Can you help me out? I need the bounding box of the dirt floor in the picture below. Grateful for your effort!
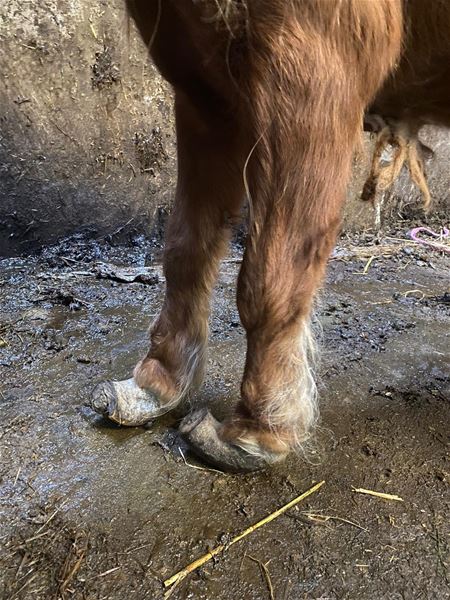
[0,225,448,600]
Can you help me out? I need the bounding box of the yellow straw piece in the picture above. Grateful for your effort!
[164,480,325,590]
[352,487,404,502]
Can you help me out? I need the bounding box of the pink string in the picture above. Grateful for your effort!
[409,226,450,254]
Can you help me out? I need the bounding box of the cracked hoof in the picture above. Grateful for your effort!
[90,378,174,426]
[179,409,286,473]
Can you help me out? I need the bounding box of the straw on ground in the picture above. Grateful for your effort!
[163,480,325,594]
[352,487,404,502]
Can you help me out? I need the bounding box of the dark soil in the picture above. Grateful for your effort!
[0,229,448,600]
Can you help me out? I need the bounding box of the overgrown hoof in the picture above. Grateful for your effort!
[179,409,286,473]
[90,378,174,426]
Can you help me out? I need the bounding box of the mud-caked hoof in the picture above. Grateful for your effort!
[90,378,175,426]
[179,409,287,473]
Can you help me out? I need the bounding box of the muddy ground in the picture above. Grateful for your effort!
[0,226,448,600]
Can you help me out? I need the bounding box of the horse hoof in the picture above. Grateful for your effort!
[90,378,174,426]
[179,409,287,473]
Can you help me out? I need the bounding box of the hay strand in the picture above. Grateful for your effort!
[352,487,403,502]
[163,481,325,591]
[246,555,275,600]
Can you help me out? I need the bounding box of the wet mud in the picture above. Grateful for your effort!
[0,231,448,599]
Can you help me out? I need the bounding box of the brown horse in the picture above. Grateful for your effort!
[90,1,450,472]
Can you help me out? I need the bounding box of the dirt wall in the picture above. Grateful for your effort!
[1,1,449,257]
[0,0,176,257]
